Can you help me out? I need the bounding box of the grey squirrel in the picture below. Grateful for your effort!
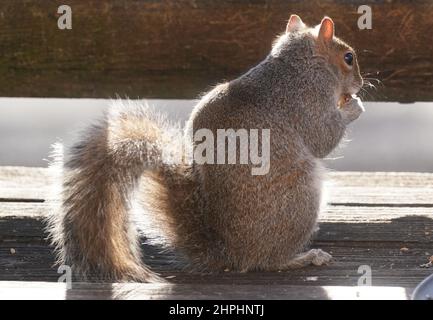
[47,15,364,281]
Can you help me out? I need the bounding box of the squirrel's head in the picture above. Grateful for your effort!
[272,15,363,99]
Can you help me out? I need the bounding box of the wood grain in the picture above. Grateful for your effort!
[0,0,432,101]
[3,167,433,204]
[1,166,433,299]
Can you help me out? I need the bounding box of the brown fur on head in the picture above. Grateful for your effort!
[315,17,363,98]
[286,15,363,103]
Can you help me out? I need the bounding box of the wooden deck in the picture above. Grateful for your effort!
[1,166,432,300]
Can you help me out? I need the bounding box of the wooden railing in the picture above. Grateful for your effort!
[0,0,432,102]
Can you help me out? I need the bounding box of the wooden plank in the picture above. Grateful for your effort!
[0,166,51,201]
[0,0,432,101]
[328,172,433,187]
[1,203,432,286]
[327,187,433,206]
[1,167,429,190]
[1,166,433,299]
[2,167,433,205]
[2,203,433,243]
[0,281,412,300]
[2,241,432,286]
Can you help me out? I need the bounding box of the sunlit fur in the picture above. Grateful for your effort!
[46,16,363,281]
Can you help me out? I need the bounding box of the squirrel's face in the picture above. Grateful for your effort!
[313,24,363,99]
[282,15,363,98]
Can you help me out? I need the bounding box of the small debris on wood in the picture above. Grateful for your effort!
[306,276,318,281]
[420,256,433,268]
[9,248,15,255]
[400,247,409,252]
[165,275,176,279]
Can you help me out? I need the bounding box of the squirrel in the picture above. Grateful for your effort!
[47,15,364,282]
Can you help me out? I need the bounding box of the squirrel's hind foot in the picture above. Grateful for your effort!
[282,249,333,270]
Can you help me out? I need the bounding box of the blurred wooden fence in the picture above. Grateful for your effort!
[0,0,432,102]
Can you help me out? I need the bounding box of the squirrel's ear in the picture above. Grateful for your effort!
[318,17,334,43]
[286,14,305,33]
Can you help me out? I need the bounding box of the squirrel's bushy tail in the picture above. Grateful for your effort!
[46,100,184,282]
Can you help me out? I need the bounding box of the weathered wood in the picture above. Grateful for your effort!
[0,0,432,102]
[328,172,433,187]
[2,240,432,286]
[1,166,433,299]
[0,167,51,201]
[3,167,432,190]
[2,203,433,243]
[1,226,432,288]
[3,166,433,205]
[0,281,412,300]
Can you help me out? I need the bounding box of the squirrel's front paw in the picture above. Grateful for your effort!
[340,95,364,125]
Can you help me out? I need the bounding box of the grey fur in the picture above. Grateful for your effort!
[46,16,363,281]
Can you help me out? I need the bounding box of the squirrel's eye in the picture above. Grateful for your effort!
[344,52,353,66]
